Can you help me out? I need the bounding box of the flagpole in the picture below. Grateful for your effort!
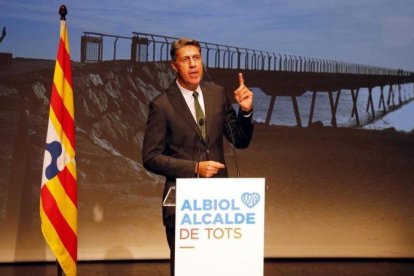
[56,5,67,276]
[59,4,67,21]
[41,1,77,275]
[57,261,63,276]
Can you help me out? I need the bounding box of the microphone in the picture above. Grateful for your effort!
[227,121,240,178]
[196,118,205,178]
[199,118,205,128]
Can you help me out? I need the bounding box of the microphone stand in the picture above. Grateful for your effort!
[197,118,205,178]
[227,121,240,178]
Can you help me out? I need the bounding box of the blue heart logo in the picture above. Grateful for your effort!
[241,192,260,208]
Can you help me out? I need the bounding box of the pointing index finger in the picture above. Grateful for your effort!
[211,161,225,169]
[238,72,244,86]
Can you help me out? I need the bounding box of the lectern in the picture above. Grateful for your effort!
[171,178,265,276]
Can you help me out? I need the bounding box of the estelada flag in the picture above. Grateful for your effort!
[40,9,77,276]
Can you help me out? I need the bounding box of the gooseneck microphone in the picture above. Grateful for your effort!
[227,121,240,178]
[196,118,205,178]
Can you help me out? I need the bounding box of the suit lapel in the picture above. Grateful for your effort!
[166,83,203,140]
[202,83,215,145]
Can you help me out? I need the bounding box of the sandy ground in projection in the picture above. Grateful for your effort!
[0,59,413,261]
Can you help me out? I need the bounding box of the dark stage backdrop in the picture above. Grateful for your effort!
[0,60,413,262]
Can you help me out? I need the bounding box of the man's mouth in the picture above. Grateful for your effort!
[189,71,199,77]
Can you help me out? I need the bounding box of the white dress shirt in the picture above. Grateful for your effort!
[176,80,206,122]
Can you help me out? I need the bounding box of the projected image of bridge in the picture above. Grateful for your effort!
[81,31,414,129]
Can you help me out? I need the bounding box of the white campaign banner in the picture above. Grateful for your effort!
[175,178,265,276]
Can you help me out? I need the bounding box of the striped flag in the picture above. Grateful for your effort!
[40,17,77,276]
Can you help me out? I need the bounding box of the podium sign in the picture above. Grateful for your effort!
[175,178,265,276]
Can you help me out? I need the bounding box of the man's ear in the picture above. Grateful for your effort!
[171,61,177,72]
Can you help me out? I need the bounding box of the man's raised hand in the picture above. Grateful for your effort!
[234,73,253,112]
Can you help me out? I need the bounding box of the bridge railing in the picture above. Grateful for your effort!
[81,32,132,62]
[81,31,411,76]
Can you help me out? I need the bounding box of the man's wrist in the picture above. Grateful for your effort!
[194,161,199,174]
[241,105,253,116]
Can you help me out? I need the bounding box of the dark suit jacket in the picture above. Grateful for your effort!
[142,81,254,227]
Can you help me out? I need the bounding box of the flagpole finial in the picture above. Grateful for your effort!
[59,5,67,21]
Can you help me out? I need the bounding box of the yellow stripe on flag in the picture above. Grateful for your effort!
[53,61,74,119]
[61,21,71,54]
[40,201,77,276]
[49,108,75,158]
[66,160,77,181]
[45,175,77,234]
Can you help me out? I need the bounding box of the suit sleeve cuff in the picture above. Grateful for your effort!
[240,106,253,117]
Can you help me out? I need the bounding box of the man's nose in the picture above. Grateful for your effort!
[189,58,196,67]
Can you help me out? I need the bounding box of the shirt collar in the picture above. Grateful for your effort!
[176,80,202,96]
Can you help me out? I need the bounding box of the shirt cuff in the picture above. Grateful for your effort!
[241,106,253,117]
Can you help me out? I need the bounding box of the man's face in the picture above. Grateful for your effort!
[171,45,203,91]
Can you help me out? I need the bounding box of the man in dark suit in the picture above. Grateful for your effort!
[142,37,254,275]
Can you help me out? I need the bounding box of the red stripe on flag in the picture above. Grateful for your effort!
[41,185,77,262]
[50,83,75,148]
[57,38,73,88]
[58,167,77,207]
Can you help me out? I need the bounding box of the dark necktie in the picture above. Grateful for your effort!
[193,91,206,140]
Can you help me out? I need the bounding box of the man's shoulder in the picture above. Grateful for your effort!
[151,82,177,101]
[151,91,166,102]
[201,81,224,92]
[149,82,180,109]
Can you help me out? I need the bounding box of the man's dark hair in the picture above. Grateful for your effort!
[170,38,201,61]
